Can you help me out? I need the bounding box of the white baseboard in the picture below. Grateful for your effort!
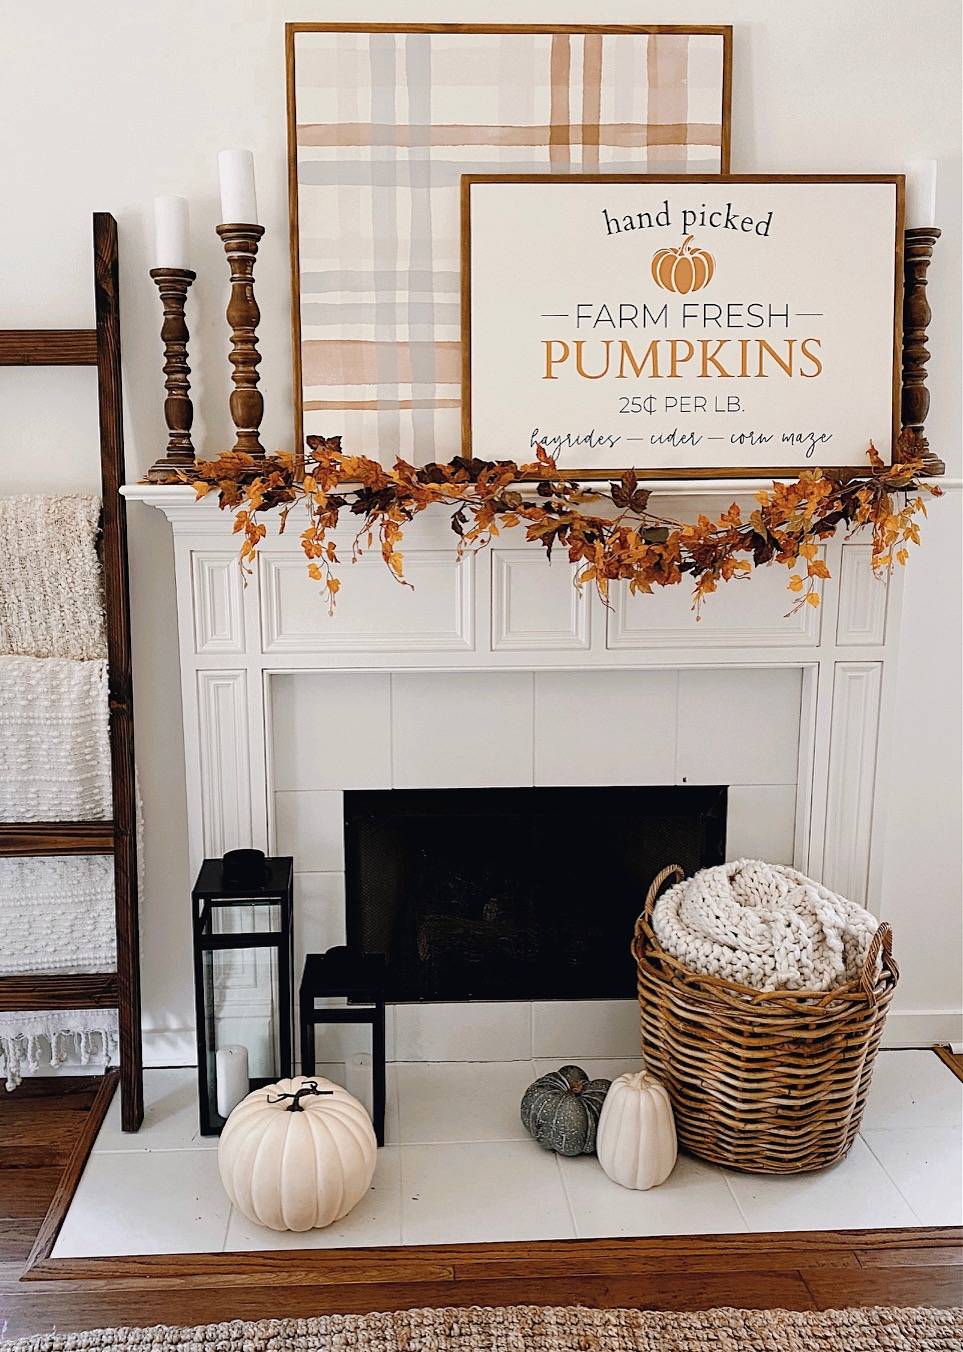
[143,1027,197,1067]
[882,1009,963,1048]
[140,1007,963,1071]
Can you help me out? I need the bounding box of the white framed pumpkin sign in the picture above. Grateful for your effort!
[461,174,904,476]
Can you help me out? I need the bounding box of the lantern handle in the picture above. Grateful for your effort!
[267,1080,333,1112]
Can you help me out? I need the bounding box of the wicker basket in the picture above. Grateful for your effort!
[632,864,899,1174]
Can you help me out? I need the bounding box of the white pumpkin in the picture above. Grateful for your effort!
[596,1070,677,1190]
[218,1075,377,1231]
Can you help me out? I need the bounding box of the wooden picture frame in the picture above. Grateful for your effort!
[461,174,905,478]
[285,22,733,465]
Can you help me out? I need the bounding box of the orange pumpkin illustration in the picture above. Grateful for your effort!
[651,235,715,294]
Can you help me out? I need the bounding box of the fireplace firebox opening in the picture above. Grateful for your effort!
[344,785,726,1002]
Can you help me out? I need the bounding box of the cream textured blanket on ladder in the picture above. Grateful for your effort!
[0,494,120,1088]
[652,859,879,992]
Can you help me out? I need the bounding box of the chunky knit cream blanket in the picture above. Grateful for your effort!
[651,859,879,992]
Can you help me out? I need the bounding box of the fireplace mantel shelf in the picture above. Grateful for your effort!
[122,476,962,521]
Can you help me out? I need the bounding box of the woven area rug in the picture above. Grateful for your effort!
[5,1304,962,1352]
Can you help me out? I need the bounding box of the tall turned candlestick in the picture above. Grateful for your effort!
[901,227,944,475]
[147,266,196,480]
[217,222,266,457]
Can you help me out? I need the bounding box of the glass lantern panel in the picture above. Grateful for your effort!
[210,897,283,934]
[202,944,281,1102]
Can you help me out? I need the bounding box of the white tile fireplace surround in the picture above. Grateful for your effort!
[126,483,949,1058]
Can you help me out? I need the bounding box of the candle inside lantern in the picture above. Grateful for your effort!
[153,195,189,270]
[215,1043,249,1119]
[218,148,258,224]
[905,160,937,229]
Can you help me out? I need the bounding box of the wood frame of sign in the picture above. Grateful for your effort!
[460,174,905,479]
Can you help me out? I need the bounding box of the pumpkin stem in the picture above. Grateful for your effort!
[680,234,694,253]
[267,1081,334,1112]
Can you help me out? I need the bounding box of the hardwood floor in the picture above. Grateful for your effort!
[1,1075,961,1340]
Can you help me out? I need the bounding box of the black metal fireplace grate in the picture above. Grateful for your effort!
[343,784,726,1002]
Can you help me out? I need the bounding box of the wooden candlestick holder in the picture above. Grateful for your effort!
[216,222,266,457]
[901,226,944,475]
[147,267,196,480]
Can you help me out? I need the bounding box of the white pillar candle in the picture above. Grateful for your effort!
[218,148,258,224]
[905,160,938,228]
[215,1043,249,1119]
[153,195,189,269]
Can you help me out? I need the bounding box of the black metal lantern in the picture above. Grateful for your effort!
[191,850,294,1135]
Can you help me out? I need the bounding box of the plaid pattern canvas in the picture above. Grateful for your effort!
[291,27,728,464]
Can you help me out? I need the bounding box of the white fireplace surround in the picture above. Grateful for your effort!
[126,482,950,1059]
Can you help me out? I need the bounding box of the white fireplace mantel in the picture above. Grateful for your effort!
[124,481,932,1050]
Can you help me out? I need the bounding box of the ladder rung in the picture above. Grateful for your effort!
[0,822,114,857]
[0,973,119,1010]
[0,329,98,366]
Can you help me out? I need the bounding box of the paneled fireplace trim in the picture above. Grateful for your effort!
[125,486,922,1051]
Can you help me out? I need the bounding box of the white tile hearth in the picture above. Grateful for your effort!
[723,1137,918,1232]
[92,1066,217,1152]
[558,1150,746,1239]
[55,1148,231,1257]
[861,1127,963,1225]
[401,1140,575,1245]
[862,1046,963,1128]
[51,1051,962,1259]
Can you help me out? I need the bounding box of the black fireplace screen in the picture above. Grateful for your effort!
[343,785,726,1002]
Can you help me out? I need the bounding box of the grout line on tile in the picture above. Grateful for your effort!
[397,1133,533,1147]
[397,1143,412,1246]
[719,1167,754,1232]
[858,1131,928,1225]
[554,1152,581,1238]
[220,1205,235,1252]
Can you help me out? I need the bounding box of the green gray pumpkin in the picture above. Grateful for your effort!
[520,1064,611,1156]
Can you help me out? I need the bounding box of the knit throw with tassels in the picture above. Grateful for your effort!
[651,859,879,993]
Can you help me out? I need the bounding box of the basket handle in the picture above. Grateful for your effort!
[631,864,685,962]
[859,922,896,999]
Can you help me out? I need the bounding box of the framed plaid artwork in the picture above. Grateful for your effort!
[285,23,732,465]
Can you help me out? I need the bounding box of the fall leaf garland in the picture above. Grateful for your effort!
[174,430,940,616]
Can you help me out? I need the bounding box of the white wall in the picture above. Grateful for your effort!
[1,1,960,1057]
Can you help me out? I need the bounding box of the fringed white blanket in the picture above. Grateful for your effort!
[0,654,111,821]
[0,494,106,659]
[0,1009,118,1091]
[652,859,879,992]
